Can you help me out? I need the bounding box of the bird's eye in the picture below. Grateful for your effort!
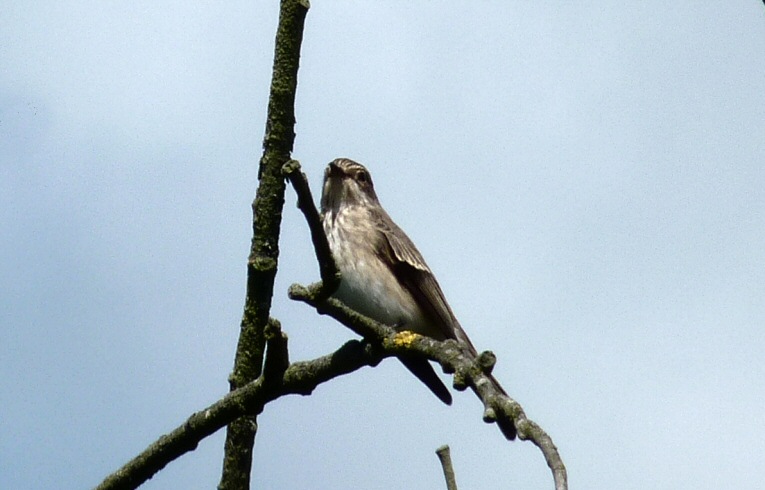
[357,171,368,183]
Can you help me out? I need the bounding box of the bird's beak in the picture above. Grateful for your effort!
[321,162,344,212]
[326,161,345,179]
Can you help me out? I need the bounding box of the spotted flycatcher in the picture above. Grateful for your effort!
[321,158,511,427]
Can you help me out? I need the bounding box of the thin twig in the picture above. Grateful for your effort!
[436,445,458,490]
[283,160,340,298]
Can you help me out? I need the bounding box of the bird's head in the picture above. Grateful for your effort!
[320,158,380,214]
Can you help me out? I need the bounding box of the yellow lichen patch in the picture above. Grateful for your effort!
[393,330,419,347]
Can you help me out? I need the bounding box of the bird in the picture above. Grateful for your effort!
[320,157,515,439]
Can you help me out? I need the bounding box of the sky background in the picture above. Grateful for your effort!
[2,2,764,489]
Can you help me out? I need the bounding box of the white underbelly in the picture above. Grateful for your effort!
[326,218,422,330]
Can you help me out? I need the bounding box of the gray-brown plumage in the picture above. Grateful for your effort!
[321,158,515,439]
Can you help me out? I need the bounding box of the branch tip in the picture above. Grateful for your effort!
[264,317,283,339]
[452,371,469,391]
[264,318,289,381]
[482,406,498,423]
[288,283,309,300]
[281,159,302,176]
[476,350,496,374]
[435,445,458,490]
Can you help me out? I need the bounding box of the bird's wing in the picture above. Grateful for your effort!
[372,210,514,438]
[373,208,478,355]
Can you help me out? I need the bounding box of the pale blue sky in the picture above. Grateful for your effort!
[2,2,764,489]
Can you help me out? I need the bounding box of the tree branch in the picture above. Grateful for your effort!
[219,0,309,488]
[94,293,567,490]
[95,338,387,490]
[282,160,340,299]
[435,445,458,490]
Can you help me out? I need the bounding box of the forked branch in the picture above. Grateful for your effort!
[94,327,390,490]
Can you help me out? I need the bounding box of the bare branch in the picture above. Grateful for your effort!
[95,339,387,490]
[263,318,289,382]
[435,445,458,490]
[220,0,309,487]
[282,159,340,298]
[95,289,567,490]
[289,286,568,490]
[517,419,568,490]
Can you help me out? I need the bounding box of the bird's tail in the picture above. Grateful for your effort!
[399,355,453,405]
